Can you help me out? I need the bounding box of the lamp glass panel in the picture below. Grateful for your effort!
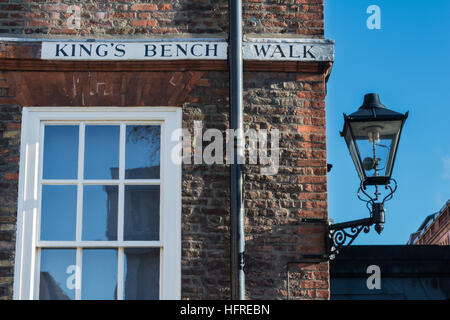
[349,120,402,179]
[344,127,365,181]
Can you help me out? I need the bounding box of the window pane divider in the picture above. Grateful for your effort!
[41,179,161,185]
[117,247,124,300]
[37,241,162,248]
[118,123,126,243]
[75,247,82,300]
[122,179,161,185]
[76,123,85,243]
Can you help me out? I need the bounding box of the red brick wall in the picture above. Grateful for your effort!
[0,0,324,37]
[0,104,20,300]
[180,70,329,299]
[0,0,330,300]
[243,71,328,299]
[0,67,330,300]
[416,203,450,246]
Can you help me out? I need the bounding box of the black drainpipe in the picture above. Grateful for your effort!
[229,0,245,300]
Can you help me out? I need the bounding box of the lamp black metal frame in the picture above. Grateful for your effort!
[341,94,408,187]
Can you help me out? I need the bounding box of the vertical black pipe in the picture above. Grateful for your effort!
[229,0,245,300]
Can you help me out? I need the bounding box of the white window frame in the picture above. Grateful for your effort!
[13,107,182,300]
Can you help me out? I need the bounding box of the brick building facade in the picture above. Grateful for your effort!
[408,200,450,246]
[0,0,333,300]
[0,1,324,36]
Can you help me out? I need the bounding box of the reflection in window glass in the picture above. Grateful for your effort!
[81,249,117,300]
[43,125,79,179]
[39,249,76,300]
[82,185,118,241]
[124,185,160,241]
[124,248,159,300]
[38,121,166,300]
[84,125,120,180]
[125,125,160,179]
[41,185,77,241]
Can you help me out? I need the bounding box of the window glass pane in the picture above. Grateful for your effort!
[84,125,120,179]
[39,249,76,300]
[41,185,77,241]
[124,185,160,241]
[81,249,117,300]
[82,185,118,241]
[124,248,159,300]
[125,125,160,179]
[43,125,79,179]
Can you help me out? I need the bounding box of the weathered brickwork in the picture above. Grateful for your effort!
[243,0,324,36]
[0,104,21,300]
[415,201,450,246]
[0,68,329,300]
[181,71,231,299]
[0,0,324,37]
[243,71,328,299]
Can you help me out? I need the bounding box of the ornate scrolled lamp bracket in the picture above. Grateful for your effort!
[327,179,397,259]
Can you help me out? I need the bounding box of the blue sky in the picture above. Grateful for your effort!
[324,0,450,244]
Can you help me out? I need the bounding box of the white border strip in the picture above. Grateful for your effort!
[41,40,228,60]
[5,37,334,61]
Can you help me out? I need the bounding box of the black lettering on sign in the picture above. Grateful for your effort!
[114,44,126,57]
[145,44,157,57]
[205,44,218,57]
[96,44,108,57]
[55,44,69,57]
[79,44,92,57]
[45,41,328,61]
[161,44,172,57]
[303,45,316,58]
[253,44,270,57]
[176,44,188,57]
[289,45,301,58]
[271,45,285,58]
[190,44,202,57]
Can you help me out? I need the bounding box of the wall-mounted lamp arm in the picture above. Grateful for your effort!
[327,179,396,260]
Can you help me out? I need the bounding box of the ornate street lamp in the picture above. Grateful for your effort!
[342,93,408,186]
[328,93,408,259]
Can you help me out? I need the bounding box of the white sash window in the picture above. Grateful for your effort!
[13,107,181,300]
